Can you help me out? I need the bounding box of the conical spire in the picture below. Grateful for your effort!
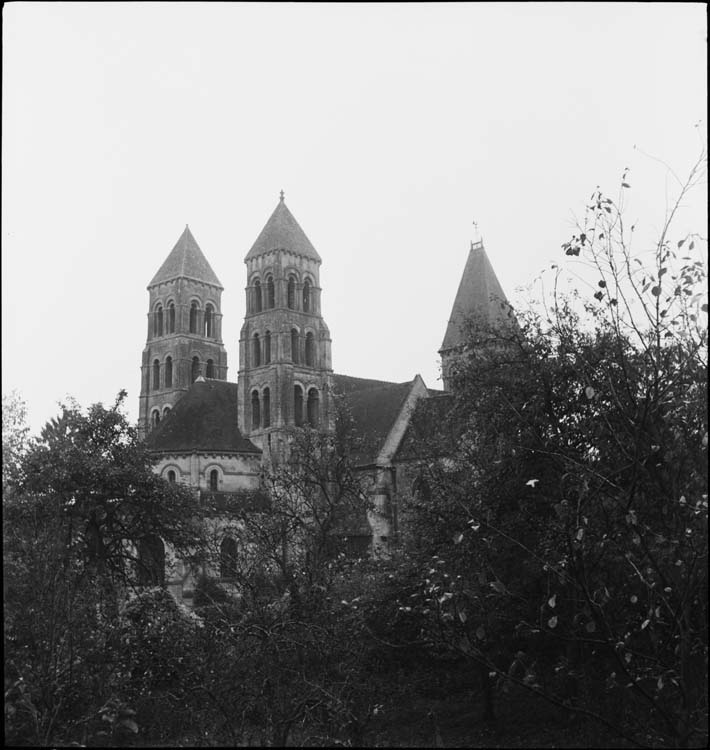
[245,194,321,261]
[149,226,223,288]
[440,240,515,352]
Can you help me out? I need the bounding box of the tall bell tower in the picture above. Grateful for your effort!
[237,192,334,458]
[139,226,228,436]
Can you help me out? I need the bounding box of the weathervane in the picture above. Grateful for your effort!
[279,189,285,202]
[471,219,482,246]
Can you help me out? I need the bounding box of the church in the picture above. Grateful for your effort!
[139,192,513,588]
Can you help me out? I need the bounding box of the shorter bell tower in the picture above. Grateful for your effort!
[439,238,517,390]
[237,192,334,459]
[139,226,228,436]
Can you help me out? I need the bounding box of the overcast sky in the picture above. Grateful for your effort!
[2,2,707,436]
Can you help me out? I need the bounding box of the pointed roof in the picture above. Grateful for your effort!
[246,194,321,262]
[149,226,223,288]
[440,241,516,351]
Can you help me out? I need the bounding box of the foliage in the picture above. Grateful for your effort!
[397,151,708,747]
[190,422,380,746]
[3,392,208,746]
[2,389,30,488]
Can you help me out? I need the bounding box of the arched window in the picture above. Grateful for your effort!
[220,537,239,580]
[303,279,311,313]
[305,332,315,367]
[253,279,262,313]
[153,359,160,390]
[287,275,296,309]
[291,329,299,364]
[154,305,164,337]
[192,356,200,383]
[266,275,275,309]
[165,356,173,388]
[263,387,271,428]
[307,388,319,427]
[167,302,176,333]
[167,470,176,483]
[137,534,165,586]
[209,469,219,491]
[264,331,271,364]
[251,390,261,429]
[253,333,261,367]
[294,385,303,426]
[204,304,214,337]
[151,409,160,429]
[189,302,199,333]
[206,359,215,378]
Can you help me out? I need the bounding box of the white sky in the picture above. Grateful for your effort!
[2,2,707,436]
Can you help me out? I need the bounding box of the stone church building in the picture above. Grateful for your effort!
[139,193,512,596]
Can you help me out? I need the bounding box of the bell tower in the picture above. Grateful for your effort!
[237,192,334,458]
[139,225,228,436]
[439,239,517,390]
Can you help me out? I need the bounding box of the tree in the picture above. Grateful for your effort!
[2,389,30,488]
[4,391,208,745]
[396,150,708,747]
[192,417,379,746]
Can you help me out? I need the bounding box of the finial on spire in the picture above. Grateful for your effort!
[471,219,482,248]
[279,189,285,203]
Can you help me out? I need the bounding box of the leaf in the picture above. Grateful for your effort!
[584,386,595,400]
[678,239,685,248]
[548,615,558,629]
[118,719,139,734]
[641,619,650,630]
[453,532,464,545]
[651,286,661,297]
[689,240,695,250]
[526,478,539,488]
[490,580,506,594]
[576,528,584,541]
[598,280,606,288]
[622,182,631,188]
[459,610,467,623]
[476,625,486,640]
[594,290,604,301]
[548,594,557,609]
[585,621,596,633]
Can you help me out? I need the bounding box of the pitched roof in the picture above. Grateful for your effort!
[146,380,260,455]
[149,226,223,288]
[394,392,457,462]
[333,374,415,466]
[246,197,321,262]
[440,241,516,351]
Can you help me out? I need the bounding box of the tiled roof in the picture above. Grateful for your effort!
[246,198,321,262]
[394,393,457,462]
[146,380,260,455]
[149,226,223,288]
[441,241,517,351]
[333,374,414,466]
